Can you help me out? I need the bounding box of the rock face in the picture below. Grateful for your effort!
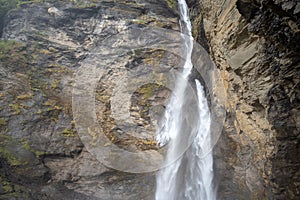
[189,0,299,199]
[0,0,178,199]
[0,0,299,199]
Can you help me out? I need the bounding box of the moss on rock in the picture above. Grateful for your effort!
[0,135,30,166]
[0,117,7,126]
[165,0,177,9]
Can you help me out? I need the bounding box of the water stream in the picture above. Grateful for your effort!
[155,0,216,199]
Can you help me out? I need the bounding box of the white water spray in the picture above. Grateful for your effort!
[155,0,216,199]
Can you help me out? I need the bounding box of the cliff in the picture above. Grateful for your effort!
[0,0,299,199]
[0,0,178,199]
[189,0,299,199]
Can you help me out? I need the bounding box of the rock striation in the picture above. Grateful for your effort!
[0,0,299,199]
[0,0,178,199]
[190,0,299,199]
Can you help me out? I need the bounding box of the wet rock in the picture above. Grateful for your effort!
[196,0,299,199]
[1,0,299,199]
[0,0,178,199]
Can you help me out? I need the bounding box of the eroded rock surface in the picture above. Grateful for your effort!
[1,0,299,199]
[191,0,299,199]
[0,0,178,199]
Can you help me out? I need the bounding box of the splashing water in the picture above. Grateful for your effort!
[155,0,216,199]
[155,0,193,148]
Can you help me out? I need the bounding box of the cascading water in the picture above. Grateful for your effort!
[155,0,216,199]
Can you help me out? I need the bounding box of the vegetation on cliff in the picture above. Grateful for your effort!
[0,0,298,199]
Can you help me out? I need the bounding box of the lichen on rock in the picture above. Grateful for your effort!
[194,0,300,198]
[0,0,179,199]
[1,0,298,199]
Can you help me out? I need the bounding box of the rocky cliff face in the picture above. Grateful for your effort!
[190,0,299,199]
[0,0,299,199]
[0,0,178,199]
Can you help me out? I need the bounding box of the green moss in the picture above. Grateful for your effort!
[140,86,154,99]
[0,146,27,166]
[2,182,13,193]
[21,138,44,157]
[47,64,69,74]
[27,70,48,92]
[8,103,22,115]
[165,0,177,9]
[39,48,51,54]
[95,94,110,103]
[0,1,30,28]
[21,140,30,151]
[0,41,44,97]
[0,40,21,59]
[50,79,60,90]
[0,135,47,170]
[0,40,29,71]
[16,93,33,100]
[0,117,7,126]
[62,120,77,137]
[43,100,62,110]
[62,128,76,137]
[139,83,163,99]
[0,176,27,198]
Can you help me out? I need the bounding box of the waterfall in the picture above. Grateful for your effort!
[155,0,216,199]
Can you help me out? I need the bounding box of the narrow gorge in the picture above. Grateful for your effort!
[0,0,299,200]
